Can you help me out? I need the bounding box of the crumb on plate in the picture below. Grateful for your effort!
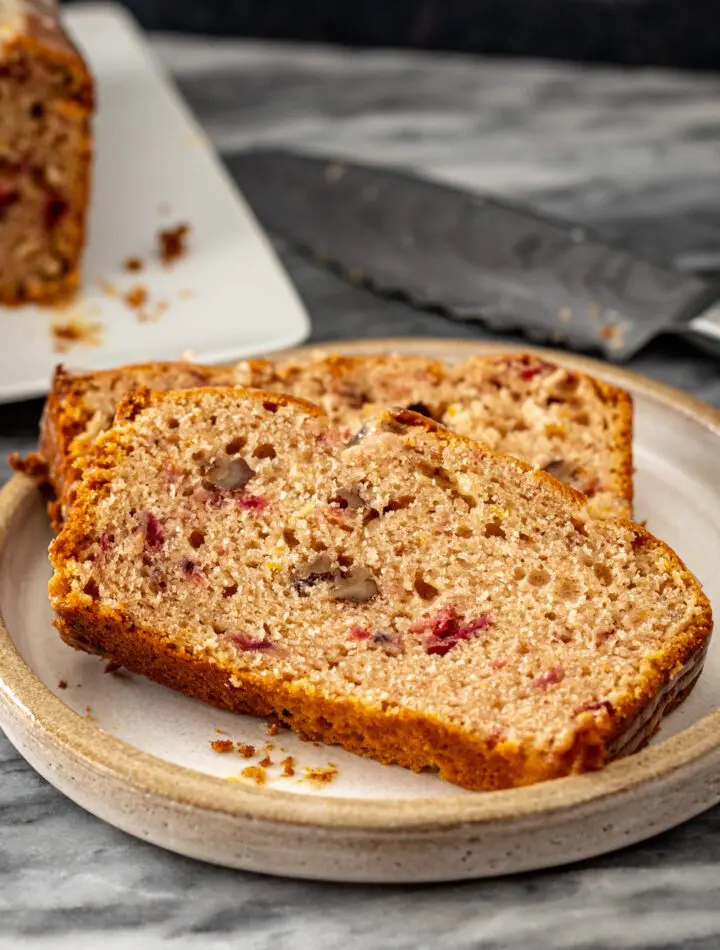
[210,739,235,754]
[158,222,190,265]
[51,318,102,353]
[303,765,338,787]
[240,765,266,785]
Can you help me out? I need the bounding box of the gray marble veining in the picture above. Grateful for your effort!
[2,34,720,949]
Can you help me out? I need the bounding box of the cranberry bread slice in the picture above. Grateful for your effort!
[0,0,94,304]
[236,351,633,519]
[49,387,710,791]
[12,350,632,529]
[10,361,242,529]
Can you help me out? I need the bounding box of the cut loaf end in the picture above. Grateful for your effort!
[49,386,711,790]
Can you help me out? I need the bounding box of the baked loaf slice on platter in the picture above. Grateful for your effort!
[49,386,710,791]
[0,0,94,303]
[14,350,633,528]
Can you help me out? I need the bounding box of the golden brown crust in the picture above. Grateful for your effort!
[49,387,712,791]
[53,600,710,790]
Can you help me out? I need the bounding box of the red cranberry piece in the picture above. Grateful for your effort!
[44,196,69,232]
[532,667,565,689]
[238,494,268,511]
[227,633,275,651]
[144,513,164,549]
[348,626,371,641]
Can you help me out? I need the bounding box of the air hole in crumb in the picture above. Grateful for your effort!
[167,418,179,429]
[83,579,99,598]
[225,437,246,455]
[573,411,590,426]
[594,563,613,585]
[528,567,551,588]
[513,566,526,581]
[191,450,205,462]
[414,575,439,601]
[223,583,238,598]
[484,520,506,539]
[253,443,277,459]
[189,529,205,549]
[212,623,226,635]
[556,576,580,599]
[30,102,45,119]
[310,540,328,553]
[456,524,472,539]
[316,716,331,730]
[518,531,531,543]
[283,528,299,549]
[338,554,354,567]
[572,518,589,538]
[263,401,279,413]
[546,610,557,621]
[209,414,217,425]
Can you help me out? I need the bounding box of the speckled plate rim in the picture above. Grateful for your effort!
[1,339,720,845]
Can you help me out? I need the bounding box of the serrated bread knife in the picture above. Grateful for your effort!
[230,149,720,362]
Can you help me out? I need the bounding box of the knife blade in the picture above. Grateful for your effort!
[229,148,720,361]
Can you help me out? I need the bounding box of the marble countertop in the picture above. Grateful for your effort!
[2,34,720,949]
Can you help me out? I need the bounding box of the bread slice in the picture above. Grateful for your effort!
[49,386,710,791]
[236,351,633,520]
[11,361,242,529]
[15,350,632,528]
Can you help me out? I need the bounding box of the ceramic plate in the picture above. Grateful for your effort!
[0,4,309,403]
[2,339,720,882]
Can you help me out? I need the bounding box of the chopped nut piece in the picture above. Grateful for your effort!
[205,457,255,491]
[330,566,379,603]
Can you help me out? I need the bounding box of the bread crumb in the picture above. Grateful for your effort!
[84,705,96,723]
[158,223,190,265]
[281,755,295,777]
[303,765,338,787]
[258,754,273,768]
[237,743,256,758]
[51,319,102,353]
[96,277,118,297]
[124,284,148,310]
[123,256,143,272]
[266,714,282,736]
[178,288,195,300]
[210,739,235,754]
[214,727,226,735]
[58,679,68,690]
[240,765,266,785]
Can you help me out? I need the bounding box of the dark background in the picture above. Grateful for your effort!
[66,0,719,70]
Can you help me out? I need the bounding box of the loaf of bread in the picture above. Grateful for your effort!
[15,350,632,528]
[0,0,93,304]
[49,386,711,790]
